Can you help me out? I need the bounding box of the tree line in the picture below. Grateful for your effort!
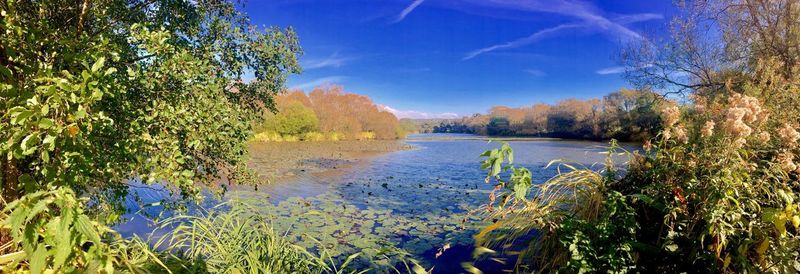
[256,85,404,141]
[423,89,665,141]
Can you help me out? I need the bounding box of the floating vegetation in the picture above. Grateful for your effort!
[225,140,628,270]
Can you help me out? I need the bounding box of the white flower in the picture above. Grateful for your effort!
[701,120,715,138]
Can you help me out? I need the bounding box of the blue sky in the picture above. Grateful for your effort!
[244,0,675,118]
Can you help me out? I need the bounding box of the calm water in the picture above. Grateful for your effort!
[119,134,638,273]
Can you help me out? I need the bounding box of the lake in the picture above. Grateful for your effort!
[119,134,638,273]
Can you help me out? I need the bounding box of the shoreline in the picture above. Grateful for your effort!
[246,140,415,184]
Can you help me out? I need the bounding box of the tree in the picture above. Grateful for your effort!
[0,0,301,218]
[602,89,662,140]
[262,102,319,136]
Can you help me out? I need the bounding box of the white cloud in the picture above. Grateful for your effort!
[289,76,347,90]
[462,1,663,60]
[378,105,460,119]
[464,23,583,60]
[524,69,546,77]
[596,66,625,75]
[302,52,354,70]
[393,0,425,23]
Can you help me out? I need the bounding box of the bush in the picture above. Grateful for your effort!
[470,91,800,273]
[0,188,167,273]
[260,102,320,136]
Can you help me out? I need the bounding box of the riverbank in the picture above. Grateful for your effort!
[247,140,414,183]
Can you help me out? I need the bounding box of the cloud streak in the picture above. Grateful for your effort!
[289,76,347,90]
[462,0,662,60]
[596,66,626,75]
[379,105,460,119]
[524,69,546,77]
[464,23,582,60]
[301,52,354,70]
[393,0,425,23]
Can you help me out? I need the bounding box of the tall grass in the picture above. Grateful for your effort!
[470,142,630,272]
[152,202,432,274]
[152,203,352,274]
[1,190,432,273]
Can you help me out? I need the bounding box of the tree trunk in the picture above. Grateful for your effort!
[1,159,20,202]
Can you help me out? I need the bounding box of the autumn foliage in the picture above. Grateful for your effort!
[257,85,403,140]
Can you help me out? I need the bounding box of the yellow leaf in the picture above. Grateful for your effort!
[756,239,769,255]
[774,213,788,237]
[475,222,501,242]
[461,262,483,274]
[723,254,732,270]
[792,215,800,229]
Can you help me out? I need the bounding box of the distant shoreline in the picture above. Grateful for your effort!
[406,135,564,142]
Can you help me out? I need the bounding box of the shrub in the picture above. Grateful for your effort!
[303,132,326,141]
[0,188,167,273]
[260,102,320,136]
[470,89,800,273]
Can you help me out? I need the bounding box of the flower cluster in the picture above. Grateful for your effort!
[661,106,687,143]
[778,123,800,146]
[778,151,798,173]
[701,120,715,138]
[662,106,680,128]
[776,124,800,173]
[723,93,766,148]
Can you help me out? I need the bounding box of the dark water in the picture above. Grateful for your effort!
[118,134,638,273]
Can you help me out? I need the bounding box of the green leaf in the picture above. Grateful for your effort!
[18,174,36,190]
[52,217,72,270]
[25,198,50,223]
[43,134,57,151]
[21,132,41,155]
[75,107,87,119]
[91,57,106,73]
[0,251,26,266]
[11,109,34,125]
[29,244,48,274]
[0,65,12,78]
[75,215,102,244]
[37,118,54,129]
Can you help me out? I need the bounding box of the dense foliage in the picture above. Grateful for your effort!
[0,0,306,272]
[255,86,405,141]
[0,0,301,215]
[469,0,800,272]
[424,89,664,141]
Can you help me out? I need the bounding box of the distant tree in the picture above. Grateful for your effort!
[487,117,512,136]
[602,89,662,140]
[265,85,403,139]
[261,102,318,135]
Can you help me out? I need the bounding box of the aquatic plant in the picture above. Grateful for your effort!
[153,202,349,274]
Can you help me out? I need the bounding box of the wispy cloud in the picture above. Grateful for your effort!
[613,13,664,25]
[289,76,347,90]
[395,67,431,73]
[462,1,662,60]
[393,0,425,23]
[379,105,459,119]
[524,69,546,77]
[464,23,582,60]
[302,52,355,70]
[596,66,625,75]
